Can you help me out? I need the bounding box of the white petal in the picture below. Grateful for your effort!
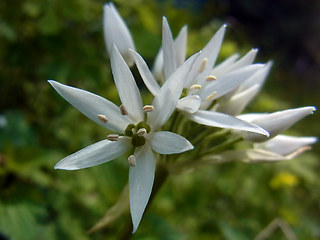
[176,95,201,114]
[103,3,135,66]
[211,53,239,78]
[129,145,155,233]
[152,25,188,83]
[152,47,165,82]
[48,80,131,133]
[110,46,144,122]
[148,53,199,130]
[238,61,272,92]
[189,110,269,136]
[54,138,131,170]
[189,24,226,87]
[129,49,160,96]
[222,48,258,74]
[200,64,263,101]
[162,17,177,79]
[150,131,193,154]
[174,25,188,66]
[215,84,260,116]
[255,135,317,156]
[240,106,316,142]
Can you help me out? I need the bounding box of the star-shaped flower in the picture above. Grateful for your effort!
[128,18,269,136]
[49,45,196,233]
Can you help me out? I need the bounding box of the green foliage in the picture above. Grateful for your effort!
[0,0,319,239]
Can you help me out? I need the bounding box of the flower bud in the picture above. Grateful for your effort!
[254,135,317,156]
[239,106,316,142]
[103,3,135,66]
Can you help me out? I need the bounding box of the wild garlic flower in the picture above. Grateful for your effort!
[129,18,269,136]
[49,45,196,233]
[103,3,135,66]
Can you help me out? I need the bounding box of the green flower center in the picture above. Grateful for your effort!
[125,121,151,147]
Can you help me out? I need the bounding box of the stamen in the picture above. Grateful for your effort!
[190,84,202,90]
[98,114,108,124]
[107,134,119,141]
[137,128,147,136]
[128,155,136,167]
[206,91,217,101]
[143,105,154,113]
[205,75,217,81]
[120,105,128,115]
[197,58,208,73]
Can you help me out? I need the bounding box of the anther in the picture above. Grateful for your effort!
[197,58,208,73]
[128,155,136,167]
[137,128,147,136]
[107,134,119,141]
[205,75,217,81]
[98,114,108,124]
[120,105,128,115]
[143,105,154,113]
[206,91,217,101]
[190,84,202,90]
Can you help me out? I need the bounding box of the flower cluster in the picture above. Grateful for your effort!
[49,2,317,233]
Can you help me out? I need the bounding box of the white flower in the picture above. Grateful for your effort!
[48,45,195,233]
[254,134,317,157]
[129,18,269,136]
[238,106,316,142]
[103,3,135,66]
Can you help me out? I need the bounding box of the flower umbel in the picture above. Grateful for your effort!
[49,3,317,236]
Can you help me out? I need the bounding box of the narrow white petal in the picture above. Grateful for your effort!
[103,3,135,66]
[129,145,155,233]
[150,131,193,154]
[129,49,160,96]
[211,54,239,78]
[238,61,273,92]
[200,64,263,101]
[152,48,165,82]
[48,80,131,133]
[215,85,260,116]
[240,106,316,142]
[176,95,201,114]
[223,48,258,73]
[255,135,317,156]
[110,46,144,122]
[54,138,131,170]
[148,53,199,130]
[174,25,188,66]
[162,17,177,79]
[189,110,269,136]
[189,24,226,87]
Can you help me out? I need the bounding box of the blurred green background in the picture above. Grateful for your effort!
[0,0,319,239]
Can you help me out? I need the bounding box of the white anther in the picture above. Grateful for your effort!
[205,75,217,81]
[206,91,217,101]
[137,128,147,136]
[98,114,108,124]
[190,84,202,90]
[128,155,136,167]
[107,134,119,141]
[120,105,128,115]
[143,105,154,113]
[197,58,208,73]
